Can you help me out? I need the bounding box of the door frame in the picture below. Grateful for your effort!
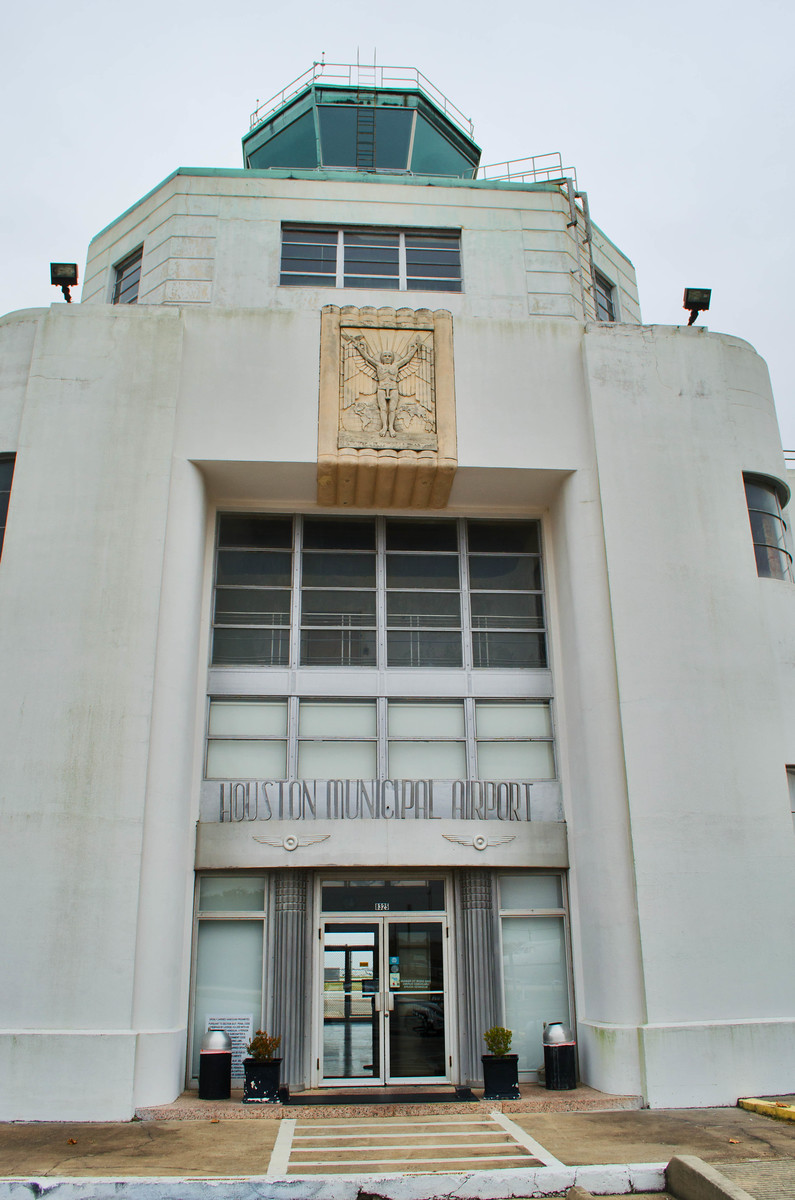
[312,875,457,1088]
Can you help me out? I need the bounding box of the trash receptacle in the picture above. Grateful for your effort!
[542,1021,576,1090]
[199,1029,232,1100]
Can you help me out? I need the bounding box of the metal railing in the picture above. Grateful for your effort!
[250,62,475,138]
[478,153,578,189]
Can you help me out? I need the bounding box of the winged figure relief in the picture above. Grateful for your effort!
[341,330,435,438]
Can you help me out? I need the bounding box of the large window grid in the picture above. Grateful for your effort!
[211,515,547,671]
[205,698,555,782]
[280,226,462,292]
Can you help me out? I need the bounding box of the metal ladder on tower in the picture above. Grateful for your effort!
[355,66,377,171]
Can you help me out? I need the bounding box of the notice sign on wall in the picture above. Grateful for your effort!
[205,1013,253,1078]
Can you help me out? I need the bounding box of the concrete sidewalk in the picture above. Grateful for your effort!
[0,1100,793,1198]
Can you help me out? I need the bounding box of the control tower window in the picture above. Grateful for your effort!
[280,226,461,292]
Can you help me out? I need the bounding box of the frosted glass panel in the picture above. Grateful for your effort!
[477,741,554,779]
[500,875,562,911]
[501,916,570,1072]
[206,740,287,779]
[388,703,465,737]
[388,740,467,778]
[299,703,376,736]
[298,740,377,778]
[476,703,551,738]
[199,876,266,911]
[191,920,263,1078]
[209,702,287,736]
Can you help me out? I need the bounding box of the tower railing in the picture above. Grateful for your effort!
[249,62,475,138]
[477,153,578,189]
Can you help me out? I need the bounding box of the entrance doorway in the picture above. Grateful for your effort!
[320,918,448,1085]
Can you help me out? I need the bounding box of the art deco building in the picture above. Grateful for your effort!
[1,65,794,1120]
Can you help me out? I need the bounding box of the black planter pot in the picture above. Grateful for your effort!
[481,1053,520,1100]
[242,1057,282,1103]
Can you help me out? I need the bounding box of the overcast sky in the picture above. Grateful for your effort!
[3,0,793,445]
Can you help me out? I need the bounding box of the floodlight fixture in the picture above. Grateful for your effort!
[50,262,78,303]
[683,287,711,326]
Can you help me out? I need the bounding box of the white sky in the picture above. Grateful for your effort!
[2,0,794,444]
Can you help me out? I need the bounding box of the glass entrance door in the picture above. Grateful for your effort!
[321,918,447,1085]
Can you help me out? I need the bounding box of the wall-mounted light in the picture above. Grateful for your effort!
[683,287,711,326]
[50,263,78,303]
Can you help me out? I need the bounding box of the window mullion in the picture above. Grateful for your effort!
[290,516,302,668]
[336,229,344,288]
[376,516,387,670]
[287,696,299,778]
[459,519,473,672]
[378,696,388,781]
[465,697,477,781]
[398,233,408,290]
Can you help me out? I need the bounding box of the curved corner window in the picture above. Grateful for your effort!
[744,474,793,581]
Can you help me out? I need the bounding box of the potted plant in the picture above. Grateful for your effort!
[481,1026,520,1100]
[242,1030,282,1104]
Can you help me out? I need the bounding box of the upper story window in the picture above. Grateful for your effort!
[0,455,15,559]
[280,226,462,292]
[744,474,793,581]
[112,247,143,304]
[211,515,546,670]
[593,269,616,321]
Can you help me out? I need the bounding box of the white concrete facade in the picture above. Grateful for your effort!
[1,124,794,1120]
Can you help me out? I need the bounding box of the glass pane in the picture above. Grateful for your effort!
[744,480,782,516]
[386,554,459,588]
[212,627,289,666]
[218,516,292,548]
[389,992,446,1077]
[206,740,287,779]
[406,278,462,292]
[214,588,290,625]
[343,276,400,289]
[318,106,357,166]
[471,593,544,629]
[199,876,266,911]
[472,632,546,669]
[344,232,400,248]
[322,923,379,1079]
[500,875,563,911]
[248,110,318,169]
[282,227,339,244]
[388,703,465,737]
[298,740,377,778]
[216,549,291,587]
[469,555,538,590]
[303,519,376,550]
[387,591,460,628]
[387,630,462,667]
[468,521,540,554]
[388,740,467,778]
[410,114,476,178]
[477,740,554,780]
[301,590,376,626]
[192,920,263,1078]
[749,510,787,550]
[476,703,551,738]
[754,544,791,580]
[302,551,376,588]
[322,880,445,912]
[300,628,377,666]
[209,701,287,737]
[389,923,444,990]
[385,520,458,552]
[501,916,570,1072]
[299,702,377,736]
[374,108,413,169]
[280,273,336,287]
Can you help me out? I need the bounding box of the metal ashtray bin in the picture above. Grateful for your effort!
[542,1021,576,1090]
[199,1029,232,1100]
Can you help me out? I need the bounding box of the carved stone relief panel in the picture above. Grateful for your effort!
[318,305,457,509]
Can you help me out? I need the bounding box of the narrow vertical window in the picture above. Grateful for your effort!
[0,455,14,559]
[593,269,616,322]
[112,247,143,304]
[744,475,792,581]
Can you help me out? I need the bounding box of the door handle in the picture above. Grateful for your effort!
[387,991,395,1012]
[373,993,381,1013]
